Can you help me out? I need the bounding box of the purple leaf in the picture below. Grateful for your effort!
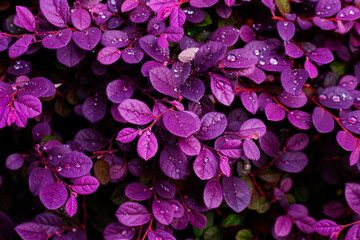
[65,195,77,217]
[72,27,102,51]
[180,77,205,102]
[350,147,360,166]
[71,9,91,31]
[32,122,51,142]
[285,43,303,58]
[101,30,129,48]
[239,25,256,43]
[313,17,336,30]
[122,0,139,12]
[160,145,188,179]
[125,183,152,201]
[241,91,258,114]
[137,130,158,160]
[183,7,205,23]
[277,21,295,41]
[149,66,180,99]
[163,110,200,137]
[295,216,316,234]
[8,35,33,58]
[106,79,134,104]
[56,41,86,67]
[203,178,223,209]
[164,27,184,43]
[39,0,69,28]
[97,47,121,65]
[345,183,360,215]
[221,49,258,69]
[286,133,309,151]
[129,5,150,23]
[29,167,55,196]
[238,118,267,139]
[103,222,135,240]
[280,177,292,192]
[16,6,36,32]
[312,107,335,133]
[315,0,341,18]
[152,199,174,225]
[259,131,280,157]
[56,151,93,178]
[116,202,151,227]
[287,204,308,218]
[194,42,227,72]
[122,48,144,63]
[116,128,138,143]
[168,199,184,218]
[190,0,218,8]
[265,102,285,121]
[338,75,358,90]
[118,99,153,125]
[193,147,218,180]
[211,26,240,47]
[274,151,308,173]
[15,222,47,240]
[287,110,312,130]
[222,176,251,212]
[13,95,42,118]
[345,224,360,240]
[189,211,207,229]
[71,176,99,195]
[281,68,309,96]
[336,6,360,21]
[243,138,260,160]
[313,219,340,236]
[178,135,201,156]
[148,230,176,240]
[139,35,170,62]
[278,91,307,108]
[274,215,292,237]
[42,29,72,49]
[154,180,176,199]
[219,139,244,158]
[170,6,186,28]
[33,213,62,234]
[220,156,230,176]
[336,130,356,151]
[210,73,234,106]
[304,59,318,79]
[196,112,227,140]
[82,95,106,123]
[6,153,24,170]
[39,182,68,209]
[308,48,334,65]
[75,128,107,151]
[18,77,55,98]
[341,110,360,134]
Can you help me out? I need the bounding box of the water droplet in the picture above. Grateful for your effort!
[234,190,238,194]
[269,57,278,65]
[226,54,236,62]
[55,166,62,172]
[332,95,341,102]
[160,210,164,214]
[283,21,288,26]
[202,127,208,131]
[216,81,224,89]
[169,155,174,160]
[123,86,128,91]
[75,162,81,168]
[121,230,127,235]
[340,13,345,17]
[349,10,355,15]
[175,168,180,173]
[259,60,265,65]
[64,164,70,169]
[254,49,260,55]
[348,117,357,124]
[319,94,327,100]
[57,154,62,158]
[285,160,289,165]
[174,87,179,92]
[204,157,209,163]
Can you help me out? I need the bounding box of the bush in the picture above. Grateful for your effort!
[1,0,360,239]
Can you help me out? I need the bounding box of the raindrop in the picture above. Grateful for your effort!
[254,49,260,55]
[175,168,180,173]
[259,60,265,65]
[348,117,357,125]
[269,57,278,65]
[75,162,81,168]
[169,155,174,160]
[226,54,236,62]
[55,166,62,172]
[202,127,208,131]
[204,157,209,163]
[319,94,327,100]
[64,164,70,169]
[332,95,341,102]
[349,10,355,15]
[216,81,224,89]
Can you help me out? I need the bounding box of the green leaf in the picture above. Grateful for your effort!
[94,160,110,185]
[294,185,309,202]
[54,98,72,117]
[330,60,347,76]
[194,11,212,27]
[275,0,290,17]
[193,211,214,237]
[220,214,245,227]
[111,184,127,205]
[248,188,271,214]
[204,226,224,240]
[218,15,237,28]
[235,229,254,240]
[257,168,281,184]
[41,135,60,145]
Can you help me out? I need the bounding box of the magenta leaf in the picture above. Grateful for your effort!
[170,6,186,28]
[163,26,184,42]
[118,99,153,125]
[259,131,280,157]
[137,130,158,160]
[116,202,151,227]
[154,180,176,199]
[39,182,68,210]
[33,213,62,234]
[243,138,260,160]
[265,102,285,121]
[210,73,235,106]
[287,110,312,130]
[190,0,218,8]
[278,90,307,108]
[72,27,102,51]
[178,135,201,156]
[194,42,227,72]
[116,128,139,143]
[71,9,91,31]
[56,151,93,178]
[193,147,218,180]
[65,195,77,217]
[196,112,227,140]
[29,167,55,196]
[315,0,341,18]
[183,7,205,23]
[129,5,150,23]
[18,77,55,98]
[308,48,334,65]
[281,68,309,96]
[39,0,70,28]
[312,107,335,133]
[97,47,121,65]
[304,58,318,79]
[345,183,360,215]
[56,41,86,67]
[222,176,251,213]
[106,79,134,104]
[345,224,360,239]
[274,151,308,173]
[238,118,266,139]
[274,215,292,237]
[287,204,308,218]
[125,183,152,201]
[338,75,358,90]
[16,6,36,32]
[341,110,360,134]
[286,133,309,151]
[139,35,170,62]
[220,156,230,176]
[336,130,356,151]
[277,21,295,41]
[211,26,240,47]
[82,95,106,123]
[122,48,144,63]
[180,77,205,102]
[163,110,199,137]
[15,222,48,240]
[336,6,360,21]
[189,211,207,229]
[71,176,99,195]
[8,35,33,58]
[149,66,180,99]
[148,230,176,240]
[6,153,24,170]
[241,91,258,115]
[101,30,129,48]
[203,178,223,209]
[219,139,244,158]
[313,219,341,236]
[350,147,360,166]
[122,0,139,12]
[160,145,188,179]
[42,29,72,49]
[13,95,42,118]
[152,199,174,225]
[285,43,303,58]
[103,222,135,240]
[295,216,316,234]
